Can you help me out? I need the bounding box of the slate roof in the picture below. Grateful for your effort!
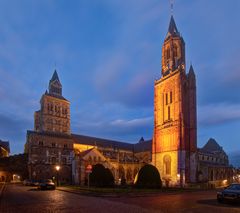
[49,70,60,84]
[200,138,226,154]
[72,134,134,151]
[134,140,152,153]
[166,15,180,38]
[27,131,152,153]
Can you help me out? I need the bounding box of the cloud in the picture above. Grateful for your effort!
[90,1,162,108]
[72,116,153,142]
[229,151,240,168]
[0,113,32,154]
[198,103,240,126]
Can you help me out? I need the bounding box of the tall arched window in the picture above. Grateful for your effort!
[163,155,171,175]
[166,48,170,60]
[173,44,178,58]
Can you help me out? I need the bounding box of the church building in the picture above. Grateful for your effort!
[25,15,233,187]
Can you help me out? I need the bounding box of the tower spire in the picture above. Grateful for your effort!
[49,70,62,96]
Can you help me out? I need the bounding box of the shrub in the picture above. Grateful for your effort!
[89,164,114,187]
[134,164,162,189]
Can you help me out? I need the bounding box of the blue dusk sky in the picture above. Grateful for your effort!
[0,0,239,165]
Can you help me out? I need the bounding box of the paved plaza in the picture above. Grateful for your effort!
[0,184,239,213]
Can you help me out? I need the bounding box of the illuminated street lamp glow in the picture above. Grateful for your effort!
[55,165,60,171]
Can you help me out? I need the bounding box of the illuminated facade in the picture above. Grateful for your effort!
[25,71,151,184]
[25,16,233,187]
[152,16,197,186]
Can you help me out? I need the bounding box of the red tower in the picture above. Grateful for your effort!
[152,16,197,186]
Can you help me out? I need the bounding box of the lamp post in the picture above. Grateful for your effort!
[55,165,61,187]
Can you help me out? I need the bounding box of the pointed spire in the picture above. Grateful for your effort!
[139,137,145,143]
[166,15,180,38]
[189,64,195,76]
[48,69,62,96]
[50,70,60,83]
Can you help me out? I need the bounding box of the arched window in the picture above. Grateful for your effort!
[163,155,171,175]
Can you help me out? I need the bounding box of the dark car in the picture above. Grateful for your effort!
[217,183,240,203]
[37,179,56,190]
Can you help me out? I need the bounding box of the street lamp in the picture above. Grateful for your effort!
[55,165,61,186]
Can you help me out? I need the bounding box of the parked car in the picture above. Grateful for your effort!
[23,179,39,186]
[37,179,56,190]
[217,183,240,203]
[23,179,32,186]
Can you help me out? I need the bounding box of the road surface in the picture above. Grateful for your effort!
[0,184,239,213]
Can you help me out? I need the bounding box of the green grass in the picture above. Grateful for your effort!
[61,185,212,195]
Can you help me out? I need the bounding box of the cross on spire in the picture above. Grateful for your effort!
[170,0,174,15]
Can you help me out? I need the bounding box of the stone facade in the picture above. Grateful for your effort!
[25,71,151,184]
[34,70,70,135]
[152,16,197,186]
[197,138,233,187]
[25,15,233,187]
[72,135,151,185]
[26,131,73,183]
[25,71,73,183]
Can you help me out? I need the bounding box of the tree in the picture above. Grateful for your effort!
[89,164,114,187]
[134,164,162,188]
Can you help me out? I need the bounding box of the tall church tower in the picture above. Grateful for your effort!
[152,16,197,186]
[34,70,71,135]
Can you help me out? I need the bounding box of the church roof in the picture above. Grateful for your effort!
[49,70,60,83]
[72,134,134,151]
[72,134,152,153]
[166,15,180,38]
[134,139,152,153]
[200,138,224,153]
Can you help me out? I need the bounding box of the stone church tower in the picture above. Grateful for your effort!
[34,70,71,135]
[152,16,197,186]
